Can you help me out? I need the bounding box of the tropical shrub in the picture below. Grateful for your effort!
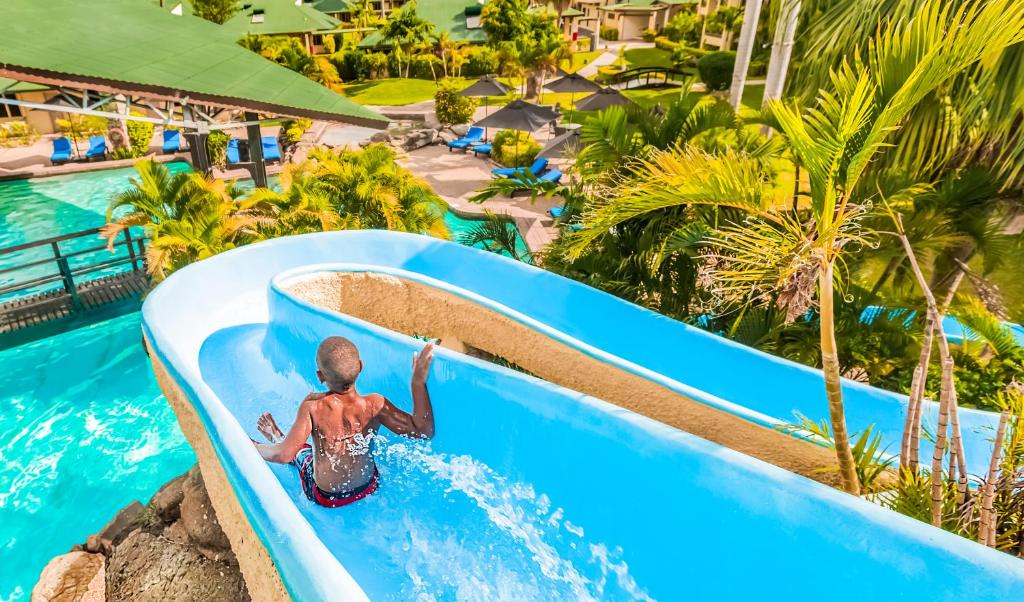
[654,36,680,52]
[191,0,240,24]
[407,54,443,80]
[642,28,658,43]
[332,49,371,81]
[491,129,540,167]
[366,52,390,78]
[576,37,592,52]
[126,117,155,158]
[206,130,230,168]
[481,0,532,43]
[464,46,500,76]
[279,118,312,147]
[434,79,477,125]
[0,122,40,147]
[697,51,735,91]
[662,11,700,44]
[600,26,619,42]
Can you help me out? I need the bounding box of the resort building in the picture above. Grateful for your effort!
[0,78,58,135]
[591,0,694,41]
[160,0,342,51]
[696,0,742,49]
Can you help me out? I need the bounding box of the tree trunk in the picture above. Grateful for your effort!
[762,0,801,105]
[901,316,934,472]
[978,410,1009,546]
[526,72,541,99]
[819,262,861,495]
[729,0,764,110]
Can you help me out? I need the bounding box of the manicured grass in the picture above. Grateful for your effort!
[562,50,604,72]
[622,48,675,70]
[341,78,445,105]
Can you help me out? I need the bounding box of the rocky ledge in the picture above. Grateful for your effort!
[33,465,249,602]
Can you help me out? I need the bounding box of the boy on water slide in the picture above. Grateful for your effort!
[253,337,435,508]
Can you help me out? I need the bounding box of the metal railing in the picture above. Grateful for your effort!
[609,66,693,89]
[0,227,147,310]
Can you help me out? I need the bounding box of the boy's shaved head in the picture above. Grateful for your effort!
[316,337,361,392]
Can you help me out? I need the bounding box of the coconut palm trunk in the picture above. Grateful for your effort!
[729,0,764,109]
[978,410,1009,545]
[762,0,801,104]
[901,316,934,471]
[819,261,861,495]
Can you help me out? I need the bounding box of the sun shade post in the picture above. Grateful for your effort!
[244,111,268,189]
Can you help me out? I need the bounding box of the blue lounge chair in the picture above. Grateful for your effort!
[162,130,182,153]
[510,168,563,196]
[471,143,492,157]
[549,205,566,218]
[447,126,485,152]
[261,136,282,162]
[226,138,240,164]
[50,137,73,164]
[492,157,548,179]
[85,135,107,160]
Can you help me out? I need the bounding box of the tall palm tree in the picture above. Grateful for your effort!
[567,0,1024,494]
[729,0,764,109]
[762,0,801,104]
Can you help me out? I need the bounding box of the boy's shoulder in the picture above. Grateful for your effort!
[362,392,388,412]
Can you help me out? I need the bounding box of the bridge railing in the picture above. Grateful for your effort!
[0,227,148,309]
[608,66,694,89]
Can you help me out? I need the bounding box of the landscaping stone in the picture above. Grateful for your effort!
[369,131,392,144]
[451,124,470,136]
[147,470,187,522]
[179,466,232,554]
[106,531,248,602]
[438,131,458,144]
[98,500,145,546]
[31,551,104,602]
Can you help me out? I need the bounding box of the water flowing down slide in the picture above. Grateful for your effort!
[142,231,1023,600]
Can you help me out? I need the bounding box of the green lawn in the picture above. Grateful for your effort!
[341,78,444,105]
[562,50,604,72]
[622,48,675,70]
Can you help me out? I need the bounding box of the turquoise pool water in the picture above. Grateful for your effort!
[0,312,195,600]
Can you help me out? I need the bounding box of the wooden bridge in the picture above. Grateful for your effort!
[0,227,149,338]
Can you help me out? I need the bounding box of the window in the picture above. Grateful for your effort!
[0,94,22,119]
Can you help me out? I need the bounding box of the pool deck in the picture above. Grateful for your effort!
[399,145,563,253]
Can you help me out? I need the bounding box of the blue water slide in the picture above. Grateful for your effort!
[142,231,1023,600]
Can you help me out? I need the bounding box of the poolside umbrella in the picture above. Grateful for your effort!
[459,75,511,139]
[574,88,634,113]
[537,129,583,159]
[543,73,602,122]
[474,100,556,164]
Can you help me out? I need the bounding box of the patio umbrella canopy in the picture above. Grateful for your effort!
[474,99,558,132]
[458,75,511,98]
[575,88,634,112]
[538,129,583,159]
[543,73,602,94]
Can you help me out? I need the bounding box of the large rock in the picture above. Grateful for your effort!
[450,123,470,136]
[148,471,187,522]
[369,131,391,144]
[179,467,232,559]
[98,501,146,546]
[31,551,104,602]
[106,531,248,601]
[438,130,458,144]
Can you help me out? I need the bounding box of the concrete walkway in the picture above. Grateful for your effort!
[398,144,562,253]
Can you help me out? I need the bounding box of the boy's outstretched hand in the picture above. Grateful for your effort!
[412,342,434,385]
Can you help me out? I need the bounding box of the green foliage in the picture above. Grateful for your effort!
[600,26,619,42]
[241,35,340,88]
[126,118,154,158]
[491,130,540,167]
[464,46,500,76]
[206,130,230,168]
[662,11,700,44]
[434,79,477,125]
[0,122,40,147]
[280,118,312,146]
[56,114,107,140]
[654,36,680,52]
[481,0,532,43]
[706,5,742,35]
[457,211,530,262]
[331,49,371,81]
[696,51,735,91]
[191,0,240,25]
[783,416,894,492]
[641,28,658,43]
[379,1,434,78]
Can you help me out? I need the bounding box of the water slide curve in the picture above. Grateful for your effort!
[142,230,1023,601]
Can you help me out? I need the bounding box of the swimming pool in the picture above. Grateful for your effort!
[0,312,194,601]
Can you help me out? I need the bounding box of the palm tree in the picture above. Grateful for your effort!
[102,160,261,282]
[729,0,765,109]
[762,0,801,104]
[567,0,1024,494]
[458,211,531,262]
[379,2,434,78]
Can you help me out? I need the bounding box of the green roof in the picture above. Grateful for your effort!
[561,7,585,16]
[600,1,661,10]
[160,0,341,35]
[311,0,353,14]
[360,0,488,46]
[1,0,386,126]
[0,77,50,93]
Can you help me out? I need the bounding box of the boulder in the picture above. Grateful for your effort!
[98,501,145,546]
[438,130,458,144]
[451,124,470,136]
[106,531,248,601]
[161,520,189,546]
[31,551,104,602]
[147,471,187,522]
[83,535,112,557]
[179,467,231,553]
[369,131,391,144]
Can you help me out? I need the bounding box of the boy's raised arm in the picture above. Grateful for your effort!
[378,343,435,439]
[254,397,314,463]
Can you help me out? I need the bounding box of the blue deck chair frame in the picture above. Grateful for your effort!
[162,130,183,153]
[85,136,107,160]
[447,127,485,152]
[492,157,548,179]
[50,137,73,164]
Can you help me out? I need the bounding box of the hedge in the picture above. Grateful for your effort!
[697,51,736,91]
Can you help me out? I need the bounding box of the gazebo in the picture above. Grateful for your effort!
[0,0,387,186]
